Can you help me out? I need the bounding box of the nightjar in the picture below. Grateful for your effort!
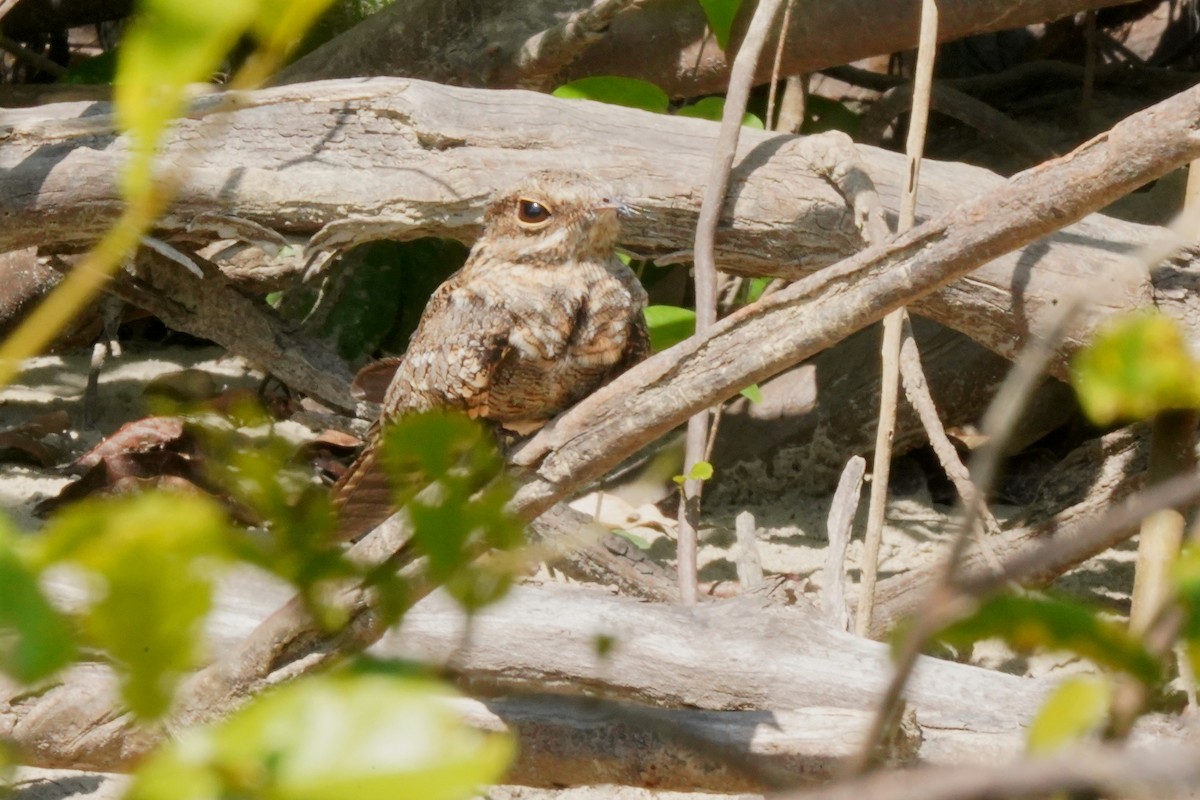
[331,170,650,540]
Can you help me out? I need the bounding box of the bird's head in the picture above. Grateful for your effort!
[482,170,628,264]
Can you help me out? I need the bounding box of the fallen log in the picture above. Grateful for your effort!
[5,579,1186,789]
[0,77,1185,379]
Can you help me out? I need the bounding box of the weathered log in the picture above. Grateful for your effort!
[4,579,1186,787]
[0,77,1183,380]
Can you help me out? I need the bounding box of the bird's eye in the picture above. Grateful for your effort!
[517,199,552,225]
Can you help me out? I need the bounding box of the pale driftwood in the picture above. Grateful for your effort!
[5,580,1189,787]
[777,740,1200,800]
[510,83,1200,522]
[822,456,863,631]
[0,77,1179,380]
[277,0,1137,98]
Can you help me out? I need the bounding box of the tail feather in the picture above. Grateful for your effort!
[330,439,395,542]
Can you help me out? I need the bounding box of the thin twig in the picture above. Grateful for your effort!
[765,0,796,130]
[679,0,786,605]
[854,0,938,640]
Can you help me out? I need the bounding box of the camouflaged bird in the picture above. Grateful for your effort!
[331,170,650,540]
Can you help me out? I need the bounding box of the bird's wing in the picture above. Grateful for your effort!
[382,280,515,419]
[332,282,514,541]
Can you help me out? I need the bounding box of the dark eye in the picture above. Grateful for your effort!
[517,199,552,225]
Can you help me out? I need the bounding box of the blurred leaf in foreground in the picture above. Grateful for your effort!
[933,593,1161,686]
[127,672,514,800]
[1027,675,1112,755]
[1071,311,1200,425]
[36,492,232,719]
[0,516,77,684]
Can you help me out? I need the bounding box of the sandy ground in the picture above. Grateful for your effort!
[2,344,1133,799]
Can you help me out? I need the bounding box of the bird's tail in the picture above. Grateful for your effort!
[330,437,396,542]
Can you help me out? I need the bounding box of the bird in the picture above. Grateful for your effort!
[331,170,650,540]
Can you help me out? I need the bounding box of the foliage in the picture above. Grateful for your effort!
[0,520,77,684]
[553,76,669,112]
[696,0,744,50]
[16,492,232,718]
[126,670,513,800]
[0,405,521,799]
[676,96,764,129]
[380,412,525,612]
[933,593,1160,685]
[1027,676,1112,755]
[644,305,697,353]
[554,77,763,128]
[1071,310,1200,425]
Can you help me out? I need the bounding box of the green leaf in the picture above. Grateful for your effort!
[1027,676,1112,755]
[802,95,861,137]
[1071,311,1200,425]
[0,519,77,683]
[127,673,514,800]
[744,276,771,304]
[739,384,763,403]
[38,492,232,719]
[644,305,696,352]
[60,49,119,84]
[696,0,744,50]
[378,412,524,613]
[688,461,714,481]
[934,593,1161,685]
[676,96,764,129]
[610,529,651,550]
[553,77,669,113]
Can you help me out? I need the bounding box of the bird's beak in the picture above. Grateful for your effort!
[598,197,637,219]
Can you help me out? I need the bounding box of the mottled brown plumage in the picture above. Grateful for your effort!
[332,170,649,540]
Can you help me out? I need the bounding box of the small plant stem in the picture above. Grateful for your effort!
[1129,409,1197,634]
[854,0,938,638]
[678,0,786,605]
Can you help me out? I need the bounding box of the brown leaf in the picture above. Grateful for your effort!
[350,357,404,403]
[71,417,189,472]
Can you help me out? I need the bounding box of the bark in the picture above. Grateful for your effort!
[278,0,1139,98]
[0,77,1182,381]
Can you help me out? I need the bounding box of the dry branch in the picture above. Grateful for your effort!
[277,0,1140,98]
[0,77,1180,378]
